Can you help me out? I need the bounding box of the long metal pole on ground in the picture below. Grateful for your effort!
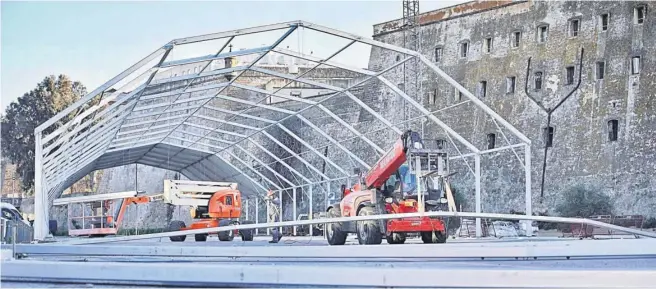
[475,154,481,238]
[60,211,656,245]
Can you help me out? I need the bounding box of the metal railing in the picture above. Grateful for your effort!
[1,219,34,244]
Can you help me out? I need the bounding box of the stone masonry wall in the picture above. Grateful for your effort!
[371,0,656,216]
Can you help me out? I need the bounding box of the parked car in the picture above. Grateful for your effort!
[1,202,33,243]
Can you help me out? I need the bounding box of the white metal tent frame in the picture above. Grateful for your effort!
[33,20,532,241]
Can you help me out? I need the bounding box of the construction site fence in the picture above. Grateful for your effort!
[1,219,34,244]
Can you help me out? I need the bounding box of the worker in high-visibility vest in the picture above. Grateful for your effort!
[265,190,281,243]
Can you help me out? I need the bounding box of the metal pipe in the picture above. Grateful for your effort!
[12,223,17,259]
[293,188,297,236]
[309,185,313,220]
[60,211,656,245]
[255,198,259,235]
[475,154,481,238]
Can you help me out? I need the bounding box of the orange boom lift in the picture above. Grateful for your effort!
[58,180,254,242]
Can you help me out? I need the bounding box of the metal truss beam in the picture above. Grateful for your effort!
[159,46,270,68]
[246,139,313,184]
[35,46,168,133]
[42,88,143,156]
[43,107,130,167]
[249,66,402,135]
[235,145,295,187]
[130,41,237,134]
[214,94,294,114]
[378,75,480,153]
[44,116,130,174]
[46,49,174,185]
[213,154,270,193]
[170,21,299,45]
[132,95,217,112]
[192,114,259,131]
[106,141,163,153]
[129,26,298,173]
[41,74,150,145]
[232,83,384,155]
[262,131,329,180]
[418,55,531,145]
[276,124,349,176]
[181,56,412,178]
[125,104,203,120]
[271,47,375,76]
[296,115,371,169]
[203,105,276,124]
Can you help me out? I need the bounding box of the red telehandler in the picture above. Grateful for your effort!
[325,130,457,245]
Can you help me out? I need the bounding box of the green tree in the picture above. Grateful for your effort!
[1,75,87,193]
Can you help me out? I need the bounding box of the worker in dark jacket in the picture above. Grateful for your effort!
[265,190,282,243]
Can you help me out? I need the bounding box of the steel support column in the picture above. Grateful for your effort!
[523,144,533,236]
[255,198,259,235]
[279,190,283,235]
[475,154,481,238]
[34,131,47,240]
[309,185,313,220]
[245,198,249,221]
[293,188,297,236]
[325,182,330,210]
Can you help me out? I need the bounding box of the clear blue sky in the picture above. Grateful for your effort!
[1,0,464,111]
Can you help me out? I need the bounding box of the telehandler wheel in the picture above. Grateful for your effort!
[239,220,254,241]
[421,230,447,244]
[194,234,208,242]
[218,219,235,241]
[356,206,382,245]
[325,207,347,245]
[168,220,187,242]
[386,232,406,244]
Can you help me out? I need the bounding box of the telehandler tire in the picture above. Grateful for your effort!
[194,234,207,242]
[168,220,187,242]
[386,232,406,244]
[356,206,382,245]
[325,207,347,245]
[239,220,254,241]
[218,219,235,241]
[421,230,447,244]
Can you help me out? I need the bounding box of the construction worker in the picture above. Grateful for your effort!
[265,190,282,243]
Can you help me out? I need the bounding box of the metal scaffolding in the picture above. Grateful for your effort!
[33,20,532,241]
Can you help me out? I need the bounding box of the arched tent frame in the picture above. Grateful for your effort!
[33,20,532,241]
